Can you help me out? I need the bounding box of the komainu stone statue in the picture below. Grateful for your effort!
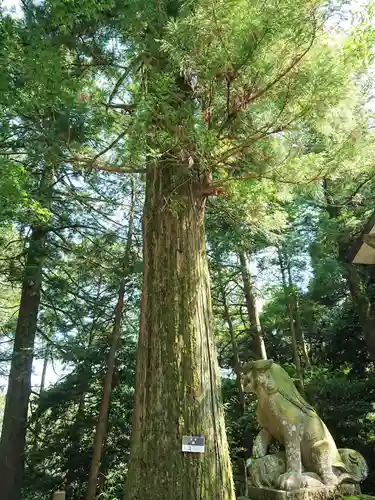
[242,360,368,492]
[247,448,368,490]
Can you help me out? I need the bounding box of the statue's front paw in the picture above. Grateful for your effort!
[278,472,324,491]
[278,472,305,491]
[321,472,339,486]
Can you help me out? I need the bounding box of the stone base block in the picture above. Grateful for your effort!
[247,483,360,500]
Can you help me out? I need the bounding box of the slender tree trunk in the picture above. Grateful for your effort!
[86,179,135,500]
[96,436,109,498]
[220,286,245,412]
[0,228,46,500]
[97,468,107,498]
[294,296,311,368]
[277,248,305,395]
[65,309,102,495]
[32,344,49,451]
[66,390,88,494]
[286,260,310,368]
[39,349,49,394]
[0,167,52,500]
[239,252,267,360]
[124,165,235,500]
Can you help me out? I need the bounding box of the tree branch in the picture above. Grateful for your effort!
[103,103,135,113]
[67,155,145,174]
[93,130,128,161]
[107,67,132,104]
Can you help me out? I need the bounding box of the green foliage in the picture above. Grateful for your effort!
[160,0,362,178]
[0,0,375,498]
[23,336,136,500]
[307,370,375,492]
[221,378,259,497]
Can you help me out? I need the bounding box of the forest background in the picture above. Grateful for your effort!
[1,0,375,499]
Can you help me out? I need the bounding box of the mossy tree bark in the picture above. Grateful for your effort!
[124,163,235,500]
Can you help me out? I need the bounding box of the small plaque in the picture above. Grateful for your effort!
[182,436,205,453]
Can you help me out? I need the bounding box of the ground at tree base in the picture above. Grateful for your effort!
[238,486,375,500]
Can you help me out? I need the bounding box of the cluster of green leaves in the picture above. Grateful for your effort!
[0,1,145,499]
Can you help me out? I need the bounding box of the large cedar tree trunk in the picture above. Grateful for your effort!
[239,252,267,360]
[0,226,47,500]
[124,165,235,500]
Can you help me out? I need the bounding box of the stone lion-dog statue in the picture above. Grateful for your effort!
[242,359,368,491]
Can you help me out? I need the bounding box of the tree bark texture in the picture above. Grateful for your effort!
[86,179,135,500]
[124,165,235,500]
[239,252,267,360]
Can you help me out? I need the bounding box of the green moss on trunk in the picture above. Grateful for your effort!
[125,164,235,500]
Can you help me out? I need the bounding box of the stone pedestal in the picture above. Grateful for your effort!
[247,483,360,500]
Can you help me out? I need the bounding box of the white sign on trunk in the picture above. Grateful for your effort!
[182,436,205,453]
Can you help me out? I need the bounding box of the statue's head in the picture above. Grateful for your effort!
[338,449,368,483]
[242,360,317,416]
[242,359,275,395]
